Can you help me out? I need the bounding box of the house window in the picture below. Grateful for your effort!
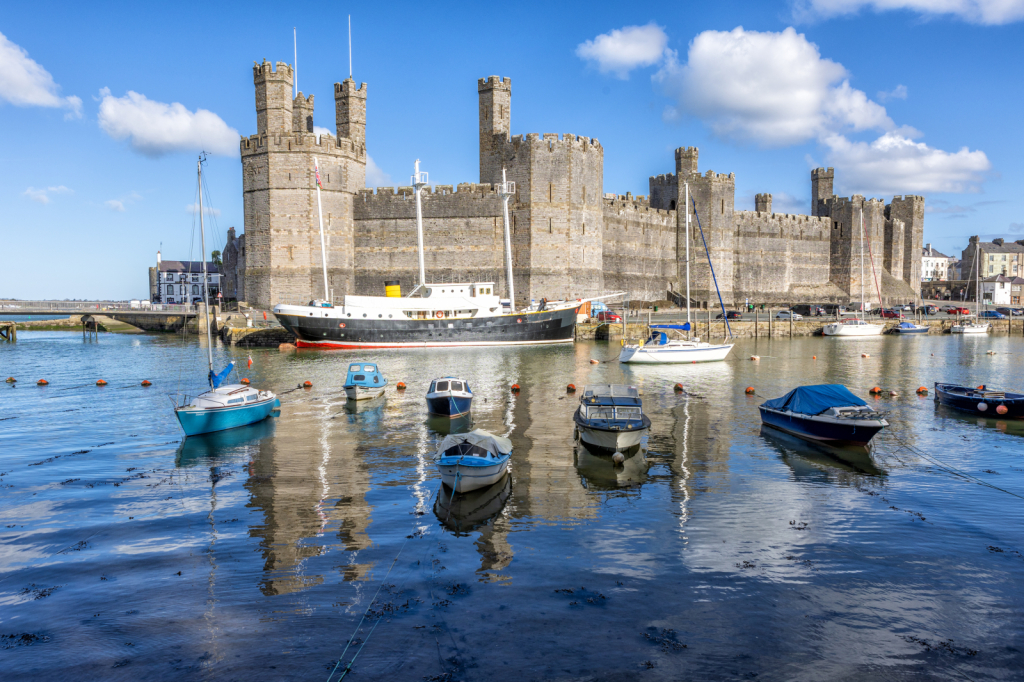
[166,285,173,295]
[192,285,199,295]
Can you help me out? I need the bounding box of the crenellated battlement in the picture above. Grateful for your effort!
[507,132,602,151]
[357,182,500,201]
[253,60,293,81]
[478,75,511,91]
[334,79,367,98]
[239,130,363,156]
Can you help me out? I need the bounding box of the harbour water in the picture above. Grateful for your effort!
[2,331,1023,680]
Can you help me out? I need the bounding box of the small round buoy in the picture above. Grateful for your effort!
[511,384,521,393]
[590,359,599,365]
[745,387,755,395]
[240,378,250,384]
[916,386,928,395]
[692,360,696,364]
[566,384,576,393]
[612,453,625,465]
[303,380,313,388]
[674,383,684,392]
[37,379,48,386]
[977,385,985,390]
[869,387,882,395]
[861,353,870,358]
[978,402,988,412]
[141,380,152,387]
[996,404,1008,415]
[889,390,899,397]
[5,377,15,383]
[396,382,406,390]
[987,350,996,355]
[750,355,760,361]
[812,356,816,360]
[96,380,107,386]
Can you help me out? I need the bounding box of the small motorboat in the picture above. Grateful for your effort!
[890,321,929,334]
[619,326,733,364]
[759,384,888,447]
[343,362,387,400]
[573,384,651,454]
[432,429,512,493]
[934,383,1024,419]
[426,377,473,418]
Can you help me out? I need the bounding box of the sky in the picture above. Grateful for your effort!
[2,0,1022,299]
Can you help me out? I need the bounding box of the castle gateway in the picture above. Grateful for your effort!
[226,61,923,309]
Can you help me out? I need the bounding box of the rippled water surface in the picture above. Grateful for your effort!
[2,330,1023,681]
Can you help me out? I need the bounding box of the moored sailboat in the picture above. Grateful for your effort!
[823,208,883,337]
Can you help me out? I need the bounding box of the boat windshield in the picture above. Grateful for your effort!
[436,380,449,392]
[349,364,360,372]
[583,405,643,421]
[450,381,464,392]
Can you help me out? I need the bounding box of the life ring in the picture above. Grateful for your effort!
[339,322,346,328]
[435,311,444,319]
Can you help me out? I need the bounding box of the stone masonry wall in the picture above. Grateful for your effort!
[601,198,677,300]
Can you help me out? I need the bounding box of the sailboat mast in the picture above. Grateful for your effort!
[412,160,428,288]
[197,157,214,381]
[685,182,691,324]
[314,156,330,301]
[499,168,515,314]
[859,207,865,319]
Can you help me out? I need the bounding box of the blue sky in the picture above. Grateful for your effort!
[2,0,1022,299]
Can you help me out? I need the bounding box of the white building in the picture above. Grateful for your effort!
[921,243,954,281]
[981,275,1012,305]
[149,251,220,305]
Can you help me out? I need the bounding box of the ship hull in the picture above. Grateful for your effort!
[276,307,579,349]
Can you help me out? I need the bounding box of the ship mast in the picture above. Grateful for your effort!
[313,157,330,302]
[412,160,428,288]
[685,182,691,325]
[498,168,516,313]
[197,156,214,384]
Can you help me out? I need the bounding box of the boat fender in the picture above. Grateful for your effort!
[612,453,625,465]
[916,387,928,394]
[744,387,755,395]
[141,380,152,387]
[977,402,988,412]
[996,405,1008,415]
[96,380,107,386]
[566,384,576,393]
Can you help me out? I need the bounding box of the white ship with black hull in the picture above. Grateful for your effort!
[274,161,591,349]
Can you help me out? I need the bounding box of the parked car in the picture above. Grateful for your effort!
[595,310,622,322]
[916,305,938,315]
[791,304,825,317]
[946,307,971,315]
[996,307,1023,317]
[715,311,743,320]
[879,309,905,319]
[979,311,1007,319]
[775,310,803,320]
[820,304,846,315]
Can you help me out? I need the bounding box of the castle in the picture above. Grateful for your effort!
[222,61,923,309]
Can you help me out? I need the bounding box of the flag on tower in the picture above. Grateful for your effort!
[315,162,323,189]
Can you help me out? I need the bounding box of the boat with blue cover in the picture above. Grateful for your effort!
[426,377,473,418]
[934,383,1024,419]
[433,429,512,493]
[759,384,888,447]
[173,156,278,437]
[573,384,651,454]
[343,362,387,400]
[891,321,929,334]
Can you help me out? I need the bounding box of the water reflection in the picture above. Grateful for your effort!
[760,425,885,476]
[933,402,1024,437]
[175,418,278,465]
[433,472,512,535]
[574,444,649,490]
[426,414,473,436]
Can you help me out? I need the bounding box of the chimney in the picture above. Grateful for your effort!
[157,250,162,267]
[926,242,932,255]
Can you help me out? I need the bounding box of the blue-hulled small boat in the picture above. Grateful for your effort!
[934,383,1024,419]
[426,377,473,418]
[433,429,511,492]
[759,384,888,447]
[343,362,387,400]
[891,321,929,334]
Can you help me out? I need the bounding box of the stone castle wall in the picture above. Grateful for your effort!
[601,197,676,299]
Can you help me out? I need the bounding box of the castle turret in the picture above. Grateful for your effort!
[334,78,367,149]
[478,76,511,184]
[293,92,314,134]
[888,194,925,296]
[811,167,834,217]
[254,60,294,134]
[675,147,698,177]
[755,193,772,214]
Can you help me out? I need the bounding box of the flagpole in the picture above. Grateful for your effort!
[314,157,330,302]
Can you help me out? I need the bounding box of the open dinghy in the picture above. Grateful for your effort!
[934,383,1024,419]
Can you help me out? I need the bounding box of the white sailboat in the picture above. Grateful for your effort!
[823,207,884,337]
[951,242,991,334]
[619,182,734,363]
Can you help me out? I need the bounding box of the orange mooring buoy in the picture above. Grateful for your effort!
[590,359,599,365]
[674,383,684,392]
[916,386,928,395]
[566,384,576,393]
[141,380,152,387]
[37,379,48,386]
[96,380,107,386]
[745,387,755,395]
[869,386,882,395]
[511,384,521,393]
[396,382,407,390]
[240,378,250,384]
[303,380,313,388]
[5,377,15,383]
[812,356,817,360]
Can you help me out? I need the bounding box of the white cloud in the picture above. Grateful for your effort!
[576,23,669,79]
[365,155,391,187]
[23,185,71,204]
[0,32,81,118]
[185,203,221,217]
[98,88,239,157]
[655,27,893,146]
[105,199,125,212]
[877,84,908,101]
[821,131,991,195]
[313,125,334,140]
[795,0,1024,25]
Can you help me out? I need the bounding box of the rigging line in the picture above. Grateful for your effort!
[886,430,1024,501]
[688,195,732,338]
[863,214,884,308]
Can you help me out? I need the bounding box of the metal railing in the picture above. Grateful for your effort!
[0,300,195,314]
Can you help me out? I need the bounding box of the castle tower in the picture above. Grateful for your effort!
[335,78,366,150]
[826,196,886,301]
[675,147,699,177]
[811,167,834,217]
[755,193,772,214]
[883,218,905,282]
[254,60,294,134]
[888,195,924,297]
[240,60,367,309]
[478,76,511,184]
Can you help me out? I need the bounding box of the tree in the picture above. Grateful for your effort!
[211,250,222,268]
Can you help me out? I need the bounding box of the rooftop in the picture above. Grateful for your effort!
[158,261,219,274]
